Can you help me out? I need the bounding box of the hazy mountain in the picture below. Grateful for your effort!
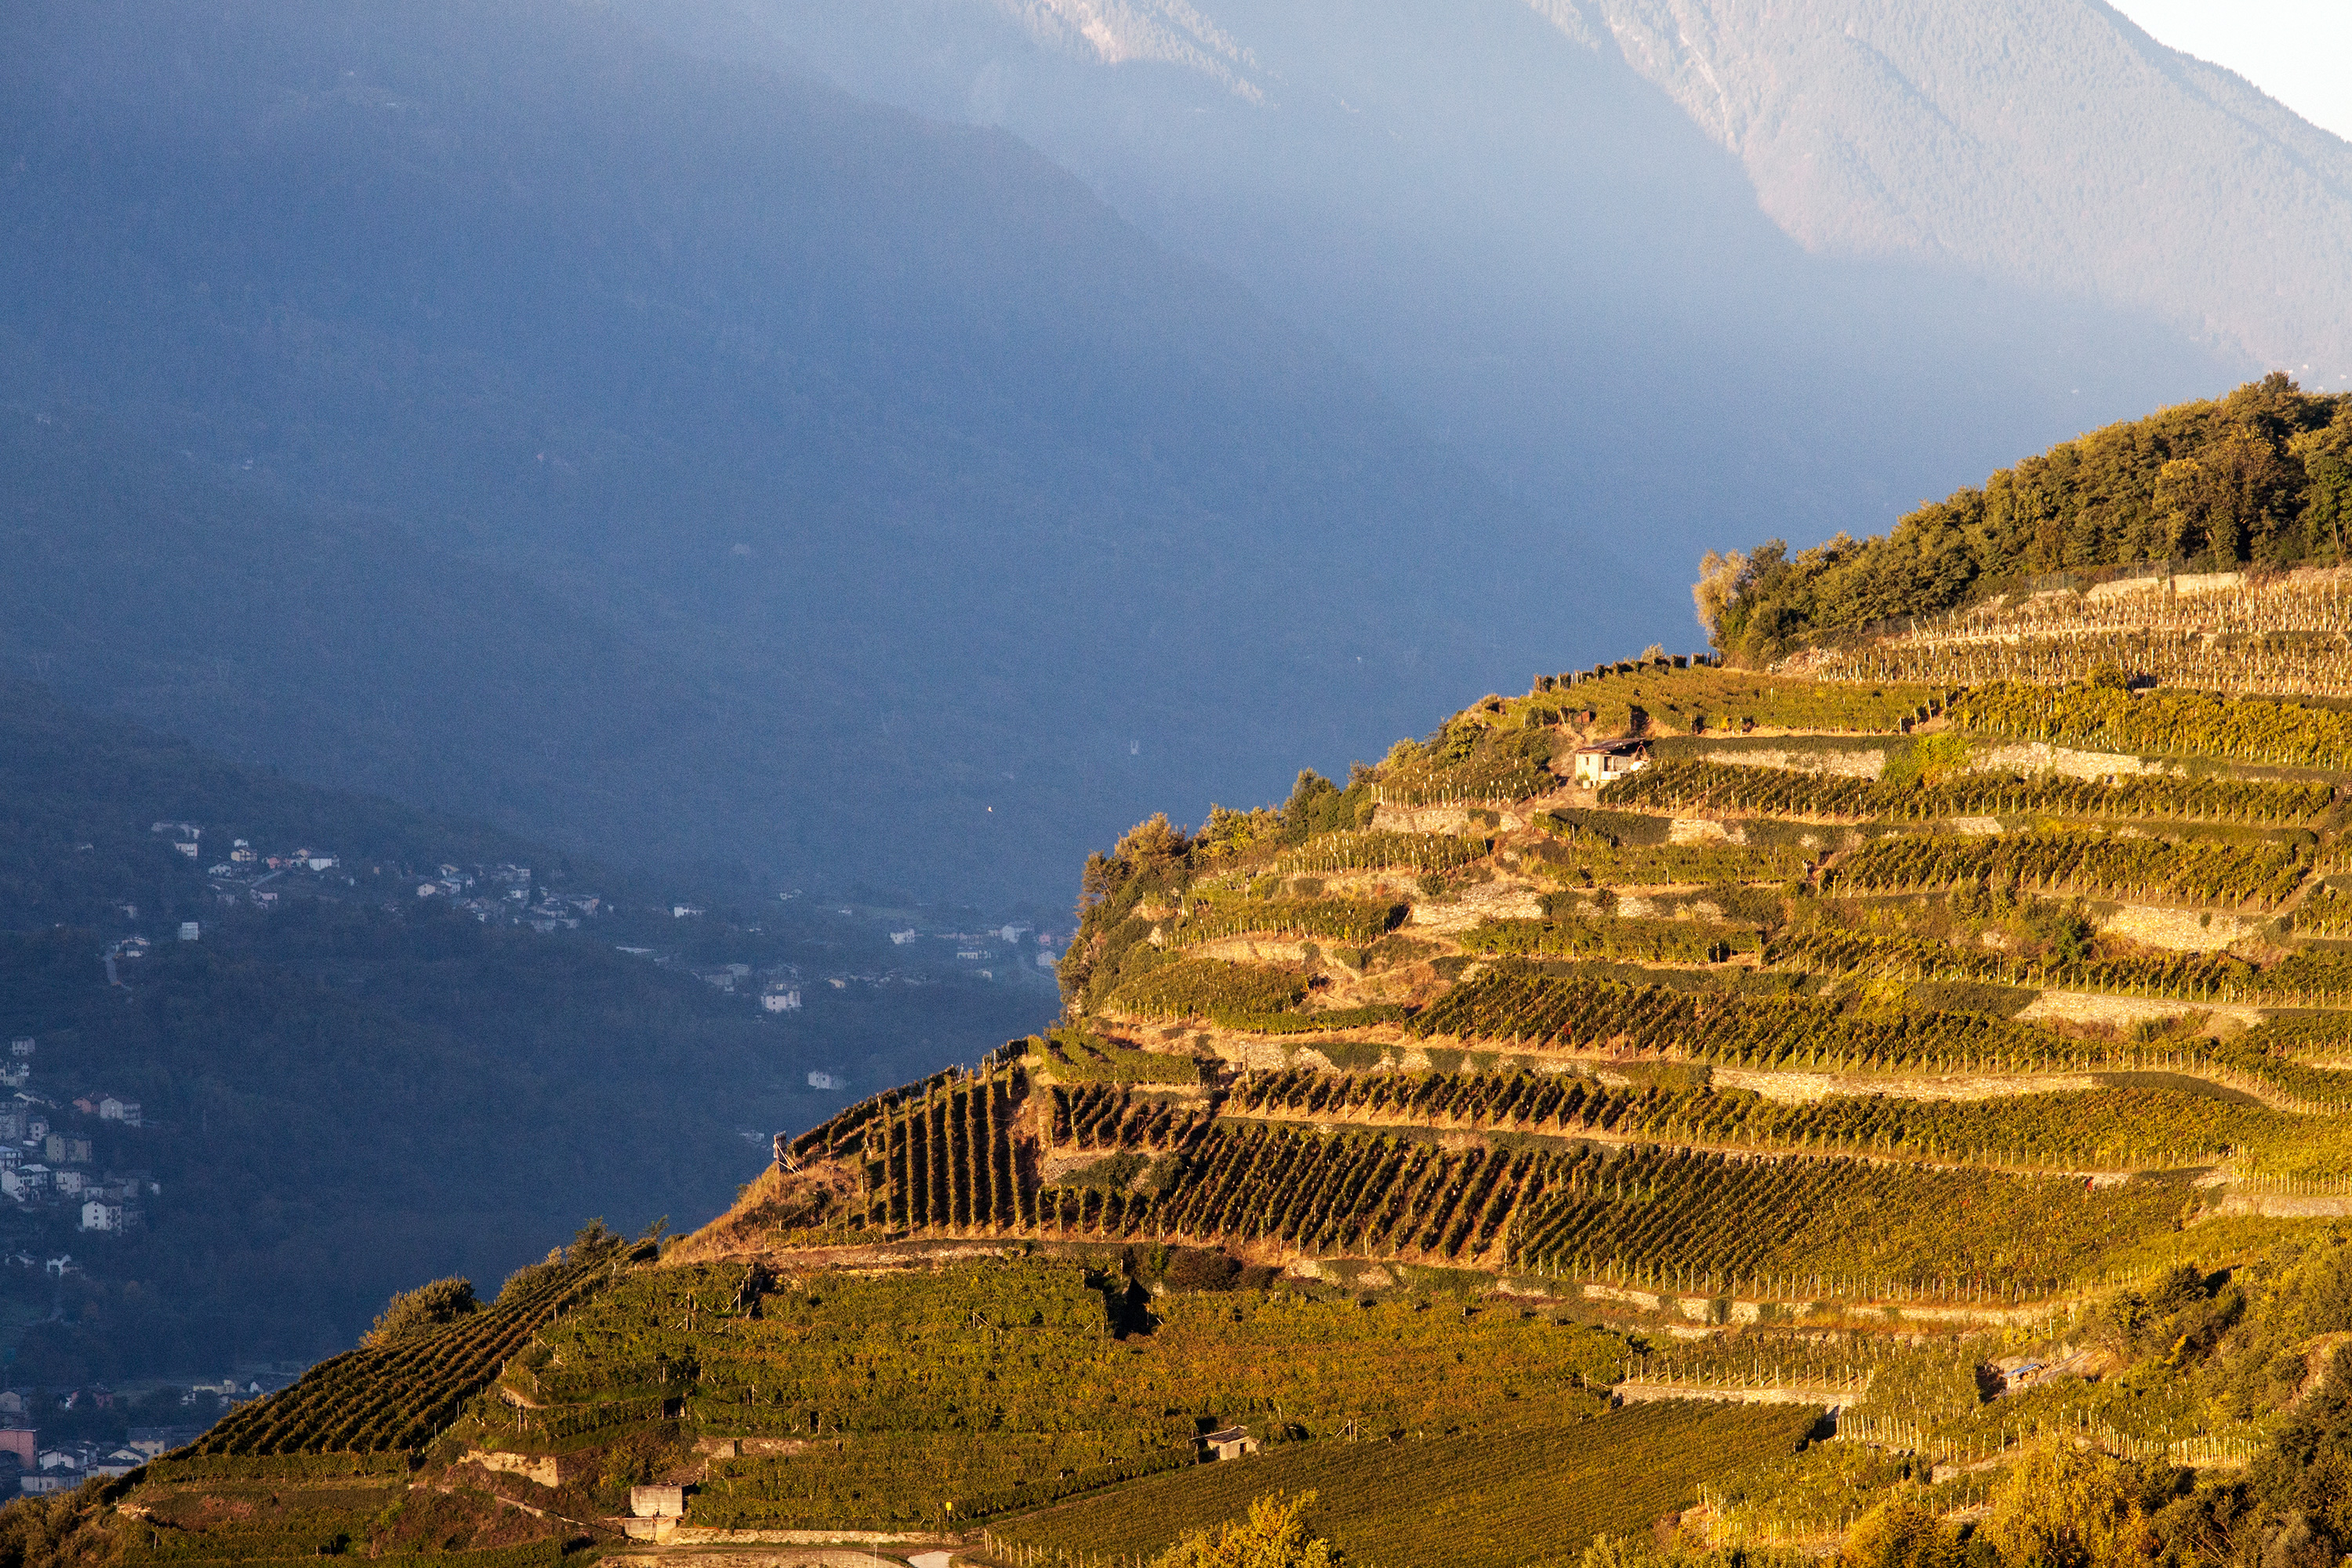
[5,0,2322,909]
[632,0,2252,615]
[0,1,1603,906]
[1566,0,2352,384]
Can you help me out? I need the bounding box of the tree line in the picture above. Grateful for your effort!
[1698,376,2352,662]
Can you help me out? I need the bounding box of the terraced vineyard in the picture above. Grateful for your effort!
[1823,828,2307,907]
[1793,571,2352,699]
[1609,757,2333,827]
[187,1241,637,1457]
[76,543,2352,1568]
[985,1400,1817,1568]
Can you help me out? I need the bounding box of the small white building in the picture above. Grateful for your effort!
[178,921,201,942]
[629,1485,686,1518]
[100,1098,142,1125]
[761,988,802,1013]
[81,1200,125,1232]
[1200,1426,1260,1461]
[1570,738,1651,788]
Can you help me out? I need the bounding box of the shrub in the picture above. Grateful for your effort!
[1983,1441,2155,1568]
[1154,1491,1335,1568]
[365,1276,479,1347]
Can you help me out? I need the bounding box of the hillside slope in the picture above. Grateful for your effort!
[75,557,2352,1568]
[0,0,1592,906]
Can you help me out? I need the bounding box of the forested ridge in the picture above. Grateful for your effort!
[1700,376,2352,662]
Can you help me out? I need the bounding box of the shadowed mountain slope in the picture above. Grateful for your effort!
[0,0,1597,906]
[0,677,1048,1376]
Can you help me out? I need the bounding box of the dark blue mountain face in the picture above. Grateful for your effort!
[0,1,1622,906]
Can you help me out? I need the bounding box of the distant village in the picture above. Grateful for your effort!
[666,916,1065,1013]
[138,822,1061,1000]
[141,821,602,933]
[0,1037,153,1239]
[0,1031,219,1500]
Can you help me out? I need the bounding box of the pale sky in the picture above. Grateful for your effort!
[2109,1,2352,140]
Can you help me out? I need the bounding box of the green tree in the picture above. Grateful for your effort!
[2291,411,2352,564]
[1842,1496,1961,1568]
[1153,1491,1337,1568]
[1984,1441,2156,1568]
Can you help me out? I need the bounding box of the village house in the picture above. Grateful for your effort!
[98,1097,140,1126]
[1570,737,1651,787]
[127,1426,201,1457]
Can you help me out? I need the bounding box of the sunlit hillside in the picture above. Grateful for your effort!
[46,532,2352,1568]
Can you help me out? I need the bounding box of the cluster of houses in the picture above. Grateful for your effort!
[151,822,344,914]
[887,922,1062,978]
[10,1433,152,1493]
[415,862,606,932]
[673,960,804,1011]
[5,1410,220,1494]
[0,1040,154,1232]
[640,918,1061,1008]
[150,823,611,935]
